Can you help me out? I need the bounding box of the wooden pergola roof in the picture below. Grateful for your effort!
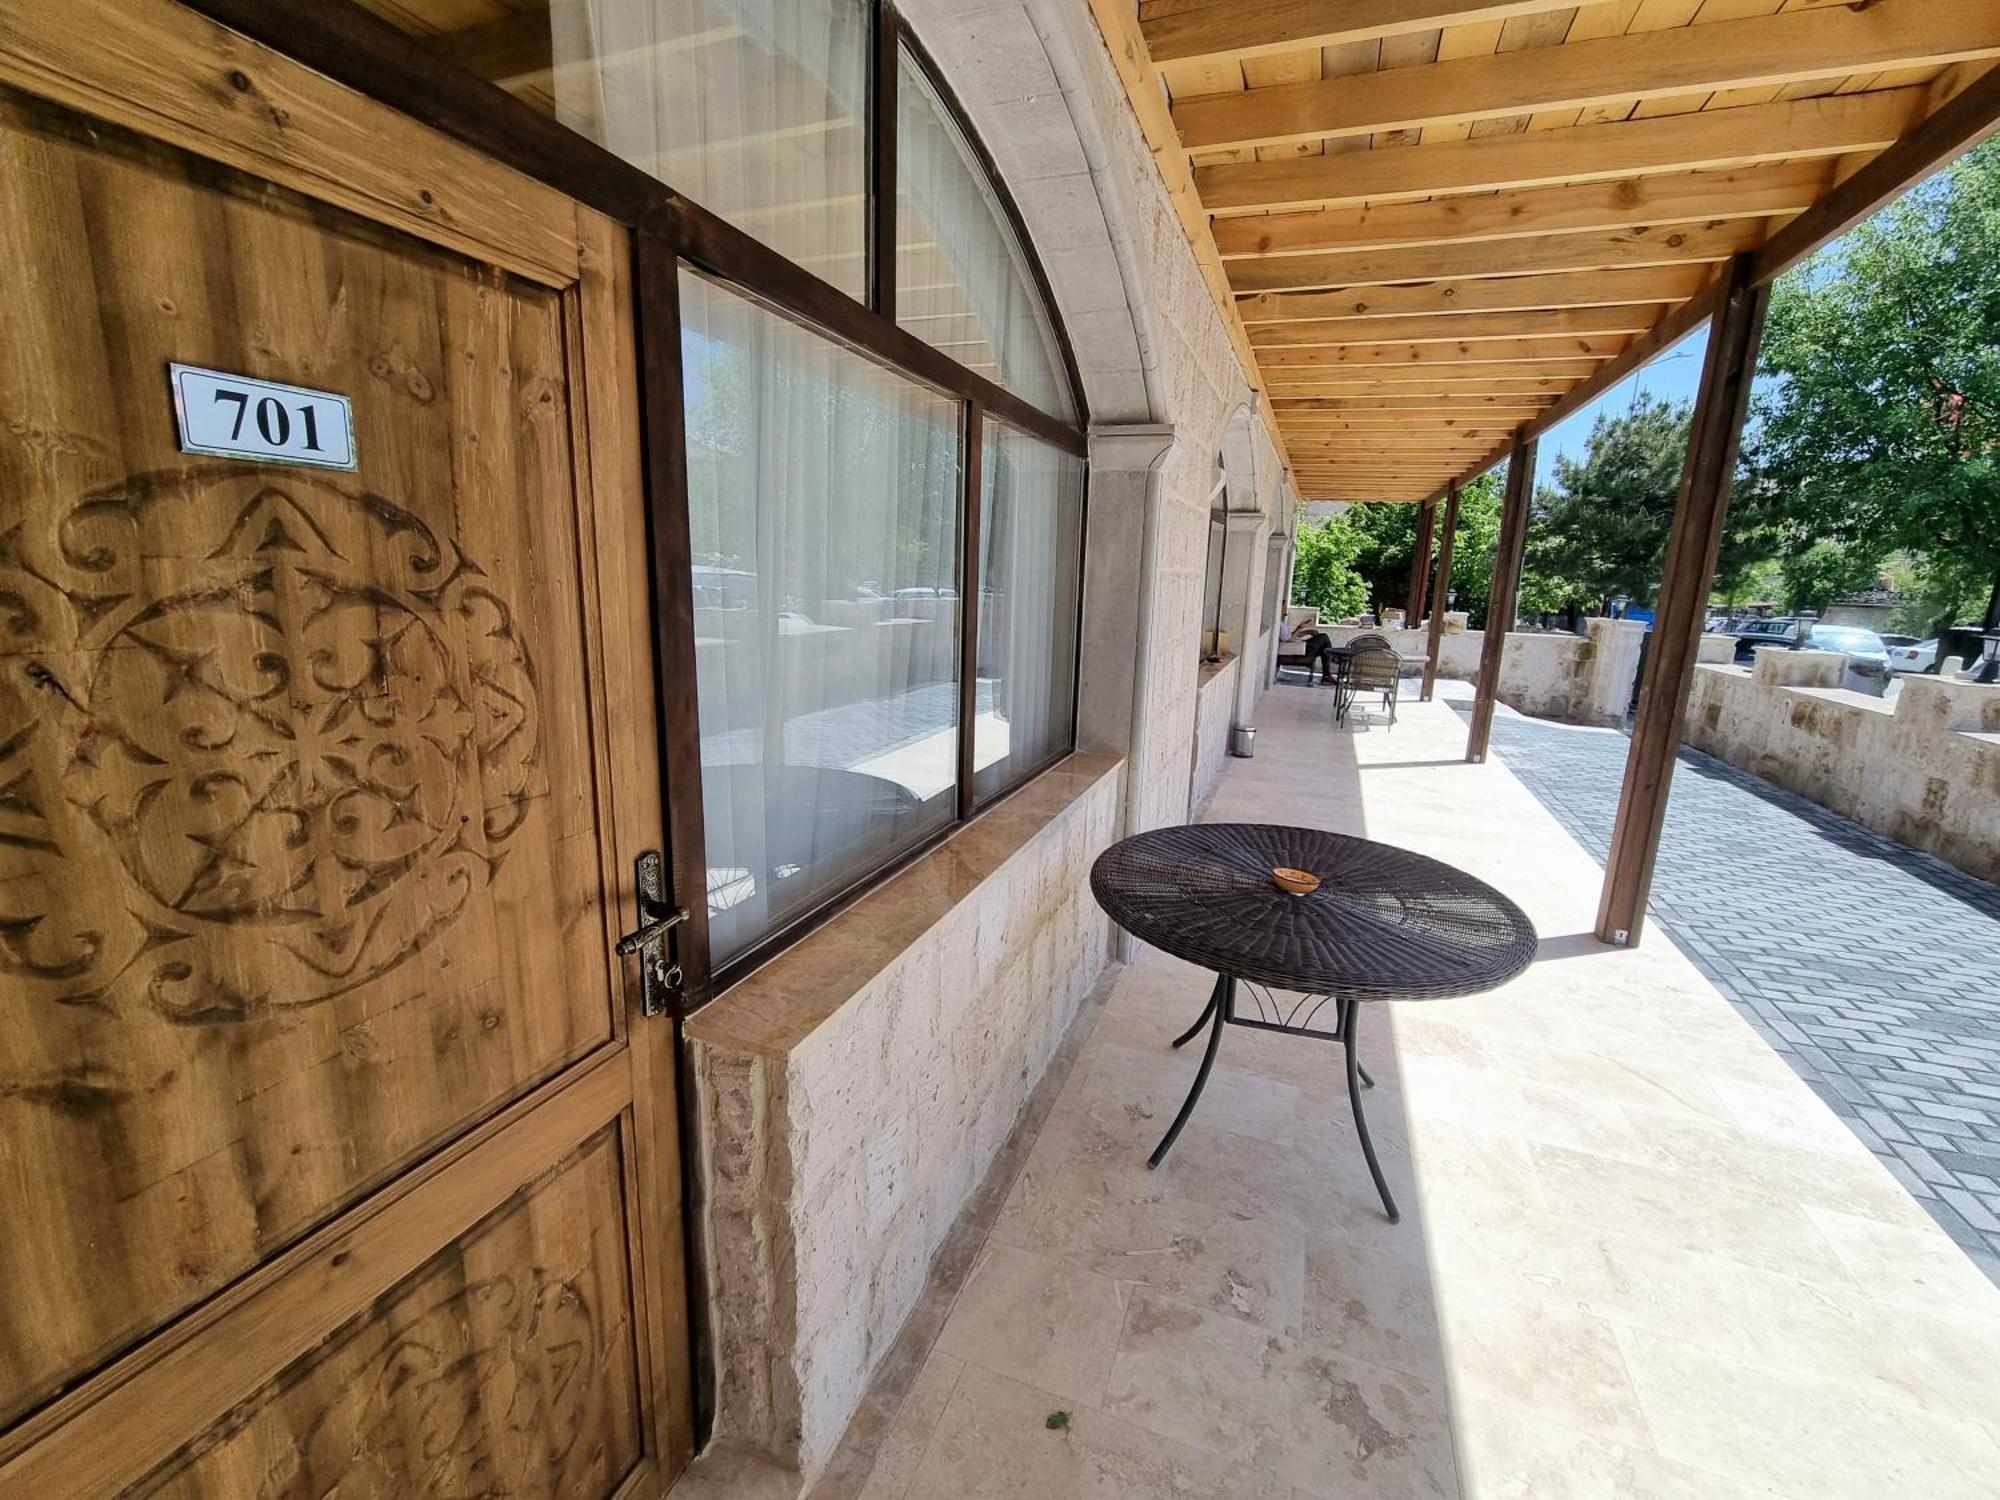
[1091,0,2000,502]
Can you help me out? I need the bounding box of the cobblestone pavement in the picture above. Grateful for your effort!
[1479,705,2000,1281]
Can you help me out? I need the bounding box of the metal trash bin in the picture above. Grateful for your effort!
[1229,725,1256,758]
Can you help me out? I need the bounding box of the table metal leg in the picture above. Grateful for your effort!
[1340,998,1399,1222]
[1171,970,1227,1050]
[1151,975,1231,1168]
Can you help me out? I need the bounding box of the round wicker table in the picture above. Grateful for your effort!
[1090,823,1537,1222]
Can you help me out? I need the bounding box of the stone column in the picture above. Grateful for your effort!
[1079,424,1179,844]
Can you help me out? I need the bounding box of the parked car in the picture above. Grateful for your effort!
[1882,634,1939,673]
[1730,619,1892,695]
[1730,617,1802,662]
[1808,625,1893,694]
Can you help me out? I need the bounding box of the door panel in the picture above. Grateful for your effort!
[0,89,613,1421]
[0,0,688,1487]
[138,1124,643,1500]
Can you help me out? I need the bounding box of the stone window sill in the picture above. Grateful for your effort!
[685,752,1122,1058]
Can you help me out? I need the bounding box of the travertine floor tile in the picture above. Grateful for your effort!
[903,1363,1291,1499]
[1102,1287,1457,1499]
[1615,1325,2000,1500]
[933,1242,1128,1406]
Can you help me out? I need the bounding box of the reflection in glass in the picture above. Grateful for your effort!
[896,47,1074,420]
[974,423,1084,801]
[357,0,872,298]
[681,271,961,962]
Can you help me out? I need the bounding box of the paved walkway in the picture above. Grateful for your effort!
[761,688,2000,1500]
[1477,700,2000,1281]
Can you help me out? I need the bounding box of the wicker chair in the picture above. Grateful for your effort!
[1345,632,1391,652]
[1341,644,1401,728]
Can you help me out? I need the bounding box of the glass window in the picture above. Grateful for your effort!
[896,47,1074,421]
[681,270,962,964]
[1261,534,1287,634]
[358,0,872,298]
[974,422,1084,802]
[1200,515,1227,660]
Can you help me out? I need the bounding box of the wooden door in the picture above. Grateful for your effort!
[0,1,692,1494]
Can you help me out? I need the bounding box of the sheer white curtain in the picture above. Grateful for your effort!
[552,0,871,297]
[895,48,1073,420]
[680,272,962,963]
[974,423,1085,800]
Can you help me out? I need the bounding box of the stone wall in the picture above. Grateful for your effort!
[685,756,1123,1483]
[1190,653,1240,812]
[1684,665,2000,883]
[1312,618,1645,728]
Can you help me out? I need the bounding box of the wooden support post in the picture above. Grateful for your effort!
[1597,255,1769,945]
[1406,498,1436,624]
[1421,482,1460,702]
[1465,434,1534,761]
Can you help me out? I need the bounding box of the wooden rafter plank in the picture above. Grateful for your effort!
[1285,439,1506,448]
[1142,0,1585,67]
[1252,335,1621,364]
[1229,219,1761,293]
[1173,1,2000,151]
[1422,275,1726,501]
[1752,58,2000,286]
[1260,359,1604,382]
[1272,378,1584,396]
[1082,0,1296,477]
[1212,161,1827,258]
[1270,396,1551,412]
[1195,85,1917,210]
[1247,306,1665,345]
[1238,266,1708,321]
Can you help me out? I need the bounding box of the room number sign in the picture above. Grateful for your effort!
[169,363,357,470]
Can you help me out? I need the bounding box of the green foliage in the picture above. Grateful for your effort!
[1288,471,1509,626]
[1746,136,2000,632]
[1290,512,1369,620]
[1437,472,1504,627]
[1778,538,1886,614]
[1521,393,1714,615]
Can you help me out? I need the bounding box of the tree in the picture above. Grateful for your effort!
[1523,394,1702,618]
[1747,136,2000,632]
[1289,512,1369,620]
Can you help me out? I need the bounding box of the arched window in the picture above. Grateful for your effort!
[350,0,1089,983]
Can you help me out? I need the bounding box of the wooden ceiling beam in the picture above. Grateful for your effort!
[1261,360,1603,382]
[1143,0,1589,67]
[1238,267,1710,323]
[1754,59,2000,287]
[1252,339,1619,366]
[1271,396,1551,413]
[1228,220,1763,294]
[1174,2,2000,152]
[1268,384,1582,402]
[1213,162,1826,260]
[1195,90,1920,214]
[1248,307,1664,346]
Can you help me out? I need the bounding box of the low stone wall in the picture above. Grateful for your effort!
[1190,653,1240,811]
[684,755,1123,1486]
[1684,664,2000,883]
[1319,617,1644,728]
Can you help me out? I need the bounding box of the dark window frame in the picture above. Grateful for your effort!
[179,0,1093,1007]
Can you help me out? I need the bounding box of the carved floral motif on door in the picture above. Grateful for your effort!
[0,468,544,1023]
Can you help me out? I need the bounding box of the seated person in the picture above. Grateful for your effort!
[1278,615,1337,684]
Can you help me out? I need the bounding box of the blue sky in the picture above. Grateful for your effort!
[1537,324,1710,477]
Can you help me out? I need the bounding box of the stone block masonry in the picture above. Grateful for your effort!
[684,756,1123,1486]
[1684,666,2000,884]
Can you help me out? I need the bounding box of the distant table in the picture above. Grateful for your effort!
[1090,823,1537,1222]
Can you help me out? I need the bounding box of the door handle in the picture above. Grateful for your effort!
[613,851,687,1017]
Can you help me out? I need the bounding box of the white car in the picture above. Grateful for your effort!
[1882,635,1938,673]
